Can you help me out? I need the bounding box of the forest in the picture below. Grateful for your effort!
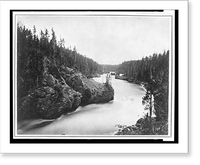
[115,51,169,135]
[117,51,169,121]
[17,24,169,135]
[17,24,102,100]
[101,64,119,73]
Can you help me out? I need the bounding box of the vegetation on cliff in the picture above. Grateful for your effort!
[17,24,114,121]
[17,24,103,100]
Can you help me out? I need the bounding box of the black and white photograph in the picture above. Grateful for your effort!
[13,10,175,141]
[0,0,190,155]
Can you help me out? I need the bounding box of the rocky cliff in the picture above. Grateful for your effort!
[18,63,114,121]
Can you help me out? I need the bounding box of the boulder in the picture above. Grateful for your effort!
[18,65,114,121]
[60,70,114,105]
[17,84,82,121]
[76,78,114,105]
[135,118,145,127]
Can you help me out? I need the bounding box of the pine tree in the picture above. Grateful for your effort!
[50,28,57,65]
[17,24,103,101]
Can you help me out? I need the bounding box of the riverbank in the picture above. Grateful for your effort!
[113,77,168,135]
[115,74,146,86]
[115,116,168,135]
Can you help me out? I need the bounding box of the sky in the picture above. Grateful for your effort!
[17,15,170,65]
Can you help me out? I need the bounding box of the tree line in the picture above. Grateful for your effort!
[101,64,119,73]
[117,51,169,122]
[17,24,102,100]
[17,23,169,124]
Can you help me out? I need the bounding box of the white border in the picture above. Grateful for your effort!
[13,11,174,140]
[0,1,188,154]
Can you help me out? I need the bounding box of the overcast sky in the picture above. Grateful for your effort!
[17,15,170,65]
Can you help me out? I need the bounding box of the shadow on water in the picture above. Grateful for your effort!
[26,120,54,130]
[18,119,55,134]
[18,101,116,134]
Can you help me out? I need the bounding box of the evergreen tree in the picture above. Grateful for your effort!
[117,51,169,121]
[17,24,103,101]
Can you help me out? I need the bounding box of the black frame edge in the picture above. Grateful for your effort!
[10,9,178,144]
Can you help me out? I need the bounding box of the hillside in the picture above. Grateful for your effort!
[17,25,114,121]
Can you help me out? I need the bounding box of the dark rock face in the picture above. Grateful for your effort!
[18,84,82,121]
[18,65,114,121]
[135,118,145,127]
[60,68,114,105]
[73,77,114,105]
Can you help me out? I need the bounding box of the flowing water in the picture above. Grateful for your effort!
[18,74,146,135]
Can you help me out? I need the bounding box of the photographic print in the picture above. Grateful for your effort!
[11,9,178,143]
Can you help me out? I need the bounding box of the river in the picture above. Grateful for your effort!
[18,74,146,135]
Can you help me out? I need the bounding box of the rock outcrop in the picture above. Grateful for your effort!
[80,78,114,105]
[18,84,82,121]
[115,117,168,135]
[18,65,114,121]
[60,66,114,105]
